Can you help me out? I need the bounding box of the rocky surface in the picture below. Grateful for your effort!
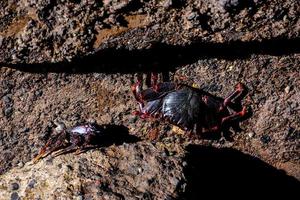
[0,53,299,198]
[0,0,299,63]
[0,0,299,199]
[0,142,184,199]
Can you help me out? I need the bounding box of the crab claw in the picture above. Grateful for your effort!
[33,133,69,163]
[33,143,68,163]
[33,145,50,163]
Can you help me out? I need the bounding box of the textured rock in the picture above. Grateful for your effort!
[0,0,299,199]
[0,0,299,64]
[0,54,299,179]
[0,142,184,199]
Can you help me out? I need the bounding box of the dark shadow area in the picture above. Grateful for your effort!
[179,145,300,199]
[3,38,300,74]
[117,0,144,13]
[98,124,141,146]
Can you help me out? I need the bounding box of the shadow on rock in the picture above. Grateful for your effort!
[180,145,300,199]
[4,38,300,74]
[99,124,141,146]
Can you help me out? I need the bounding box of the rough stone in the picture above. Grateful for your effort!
[0,0,299,198]
[0,143,184,199]
[0,0,298,64]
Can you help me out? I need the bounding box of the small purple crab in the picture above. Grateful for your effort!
[33,122,105,163]
[131,73,250,138]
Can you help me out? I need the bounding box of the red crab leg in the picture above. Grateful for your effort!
[223,83,247,106]
[33,147,48,163]
[221,107,248,124]
[53,143,98,157]
[132,73,146,116]
[131,73,144,104]
[151,72,158,90]
[74,144,96,155]
[33,133,69,163]
[51,145,78,157]
[33,142,53,163]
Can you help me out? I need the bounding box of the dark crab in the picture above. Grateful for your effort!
[33,122,105,163]
[131,73,250,138]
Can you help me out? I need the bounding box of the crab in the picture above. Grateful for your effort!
[131,73,250,139]
[33,122,105,163]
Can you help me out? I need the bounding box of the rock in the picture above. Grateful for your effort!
[4,107,13,117]
[0,143,184,199]
[10,192,20,200]
[2,95,11,104]
[0,36,3,46]
[248,132,255,138]
[27,179,37,189]
[162,0,173,8]
[10,183,19,191]
[260,134,271,144]
[0,0,298,64]
[0,0,299,198]
[285,86,290,93]
[216,0,241,10]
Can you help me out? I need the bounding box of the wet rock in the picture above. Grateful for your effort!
[27,179,37,189]
[4,107,13,117]
[10,192,20,200]
[10,183,19,191]
[3,95,12,104]
[260,134,271,144]
[285,128,300,141]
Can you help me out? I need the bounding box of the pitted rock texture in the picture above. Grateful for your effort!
[0,0,299,63]
[0,0,299,199]
[0,54,299,180]
[0,142,184,200]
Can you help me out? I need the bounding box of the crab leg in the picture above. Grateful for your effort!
[33,132,70,163]
[151,72,158,90]
[33,146,50,163]
[74,145,95,155]
[221,107,248,125]
[131,73,144,103]
[51,145,78,157]
[232,83,248,102]
[33,143,61,163]
[33,138,55,162]
[223,83,247,106]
